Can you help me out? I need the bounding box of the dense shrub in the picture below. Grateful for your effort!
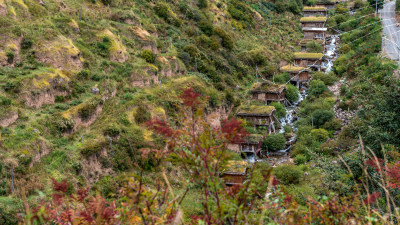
[312,72,338,86]
[141,50,156,63]
[263,133,286,151]
[310,128,329,142]
[274,164,302,184]
[311,110,334,128]
[198,19,214,36]
[228,0,254,26]
[273,73,291,84]
[183,44,200,57]
[54,117,75,132]
[306,41,323,53]
[78,98,103,120]
[285,84,300,103]
[97,37,111,56]
[21,38,33,49]
[322,118,342,131]
[101,0,112,6]
[198,0,208,8]
[214,27,234,50]
[0,96,11,106]
[154,3,181,26]
[269,102,286,119]
[308,80,328,98]
[294,154,307,165]
[135,105,151,124]
[104,124,120,137]
[77,70,90,79]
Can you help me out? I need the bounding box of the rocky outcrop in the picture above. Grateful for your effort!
[81,148,113,184]
[23,71,70,108]
[35,36,83,71]
[0,110,18,127]
[333,103,356,127]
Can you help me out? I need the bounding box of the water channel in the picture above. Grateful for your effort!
[244,35,339,166]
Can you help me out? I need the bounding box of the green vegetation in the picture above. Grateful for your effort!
[263,133,286,151]
[306,40,323,53]
[274,164,303,184]
[285,84,300,103]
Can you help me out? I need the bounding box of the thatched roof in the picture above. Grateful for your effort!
[316,0,335,5]
[303,6,327,11]
[250,81,286,94]
[280,65,308,73]
[236,105,276,117]
[243,134,264,144]
[294,52,324,59]
[300,16,327,22]
[222,160,249,174]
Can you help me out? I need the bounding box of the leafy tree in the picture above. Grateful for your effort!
[274,164,302,184]
[311,110,334,128]
[263,133,286,151]
[368,0,383,10]
[269,102,286,119]
[286,84,300,103]
[306,41,323,53]
[309,80,328,98]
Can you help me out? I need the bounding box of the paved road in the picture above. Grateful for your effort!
[380,1,400,61]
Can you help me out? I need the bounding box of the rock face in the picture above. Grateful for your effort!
[0,111,18,127]
[23,71,70,108]
[35,36,83,71]
[0,1,7,16]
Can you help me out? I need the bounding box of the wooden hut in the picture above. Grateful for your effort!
[316,0,336,10]
[303,27,327,40]
[303,6,327,17]
[220,161,249,186]
[299,39,325,52]
[250,81,286,103]
[236,105,276,133]
[228,134,263,154]
[300,17,327,28]
[294,52,324,71]
[280,65,311,86]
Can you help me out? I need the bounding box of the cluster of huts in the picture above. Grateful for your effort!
[222,1,335,186]
[280,2,334,87]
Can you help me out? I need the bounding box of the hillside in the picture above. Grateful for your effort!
[0,0,305,221]
[1,0,400,224]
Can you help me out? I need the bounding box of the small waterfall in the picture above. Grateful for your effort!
[262,35,339,166]
[323,35,339,72]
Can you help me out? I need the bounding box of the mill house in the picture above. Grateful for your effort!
[300,16,327,28]
[250,81,286,104]
[293,52,324,71]
[303,6,327,17]
[236,105,276,133]
[228,134,263,155]
[280,65,311,86]
[220,161,249,186]
[316,0,336,10]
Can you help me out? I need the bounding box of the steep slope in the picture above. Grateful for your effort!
[0,0,304,218]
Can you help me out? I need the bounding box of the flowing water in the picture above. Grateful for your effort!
[244,35,339,166]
